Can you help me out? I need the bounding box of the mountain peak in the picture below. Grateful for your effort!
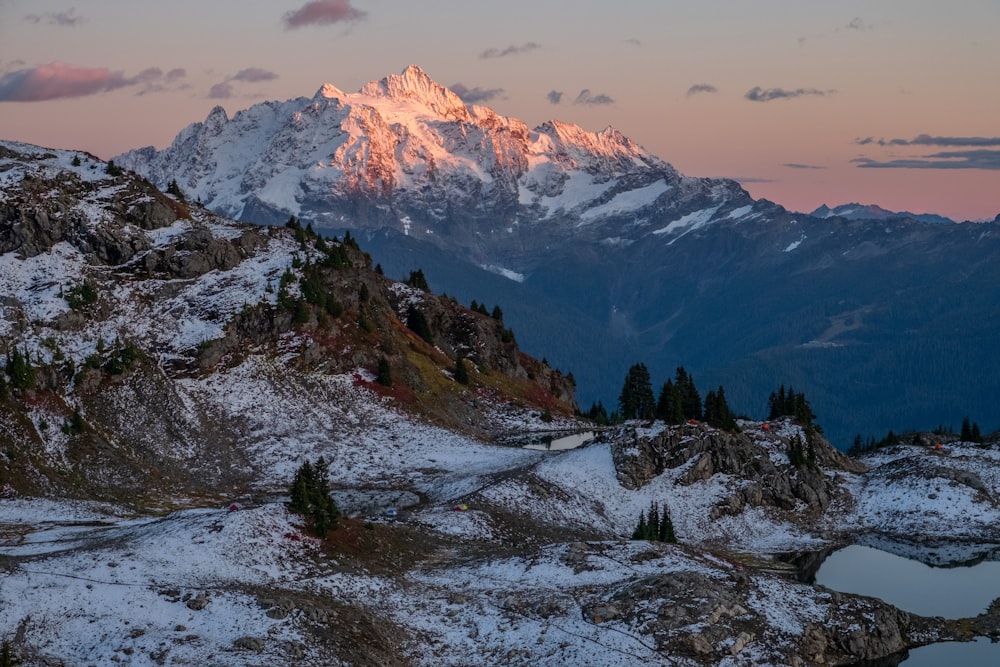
[315,82,345,100]
[359,64,470,120]
[811,202,956,224]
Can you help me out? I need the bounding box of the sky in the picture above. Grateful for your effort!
[1,0,998,221]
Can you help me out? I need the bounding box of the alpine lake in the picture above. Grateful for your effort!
[810,541,1000,666]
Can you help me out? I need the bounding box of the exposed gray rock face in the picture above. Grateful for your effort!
[573,541,939,666]
[611,421,862,519]
[1,160,180,263]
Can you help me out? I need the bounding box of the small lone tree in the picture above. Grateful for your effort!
[406,308,433,344]
[376,356,392,387]
[454,352,470,385]
[288,457,340,538]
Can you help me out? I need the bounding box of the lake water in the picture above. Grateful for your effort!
[520,431,595,451]
[814,544,1000,666]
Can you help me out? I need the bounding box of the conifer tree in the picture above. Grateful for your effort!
[454,352,470,385]
[5,347,34,390]
[658,505,677,543]
[288,458,340,538]
[588,401,609,425]
[631,501,677,543]
[632,510,648,540]
[406,308,434,344]
[647,501,660,541]
[656,381,684,423]
[619,363,655,420]
[405,269,430,291]
[961,417,973,442]
[376,356,392,387]
[674,367,702,420]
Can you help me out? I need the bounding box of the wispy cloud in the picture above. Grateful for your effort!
[547,90,564,105]
[686,83,718,97]
[479,42,541,59]
[451,83,504,104]
[23,8,84,26]
[730,176,776,184]
[232,67,279,83]
[575,89,614,105]
[283,0,366,29]
[0,62,185,102]
[855,134,1000,147]
[207,67,279,99]
[745,86,834,102]
[855,150,1000,170]
[784,163,826,170]
[208,82,235,99]
[846,17,869,31]
[624,38,641,47]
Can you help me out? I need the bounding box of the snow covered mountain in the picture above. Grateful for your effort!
[115,67,1000,448]
[811,202,957,225]
[116,65,759,264]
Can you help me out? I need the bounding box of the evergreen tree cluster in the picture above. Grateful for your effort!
[767,385,816,429]
[405,269,430,292]
[101,339,138,375]
[787,433,817,468]
[631,501,677,543]
[960,416,984,444]
[619,363,656,420]
[585,401,612,425]
[654,367,712,424]
[284,216,353,268]
[297,264,344,319]
[4,347,35,391]
[468,299,516,344]
[702,386,737,430]
[65,282,98,310]
[608,364,738,430]
[288,457,341,538]
[166,179,186,201]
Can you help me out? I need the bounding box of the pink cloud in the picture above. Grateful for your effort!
[283,0,366,29]
[0,62,185,102]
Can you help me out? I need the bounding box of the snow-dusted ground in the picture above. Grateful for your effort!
[848,442,1000,541]
[4,424,1000,664]
[0,502,327,665]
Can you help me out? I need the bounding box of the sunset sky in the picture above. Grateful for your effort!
[2,0,998,220]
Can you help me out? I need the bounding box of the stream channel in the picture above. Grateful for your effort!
[808,541,1000,666]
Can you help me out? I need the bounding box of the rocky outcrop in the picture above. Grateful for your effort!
[1,156,183,263]
[611,421,858,518]
[573,541,929,666]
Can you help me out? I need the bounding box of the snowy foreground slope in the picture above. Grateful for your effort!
[4,421,1000,665]
[3,140,1000,665]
